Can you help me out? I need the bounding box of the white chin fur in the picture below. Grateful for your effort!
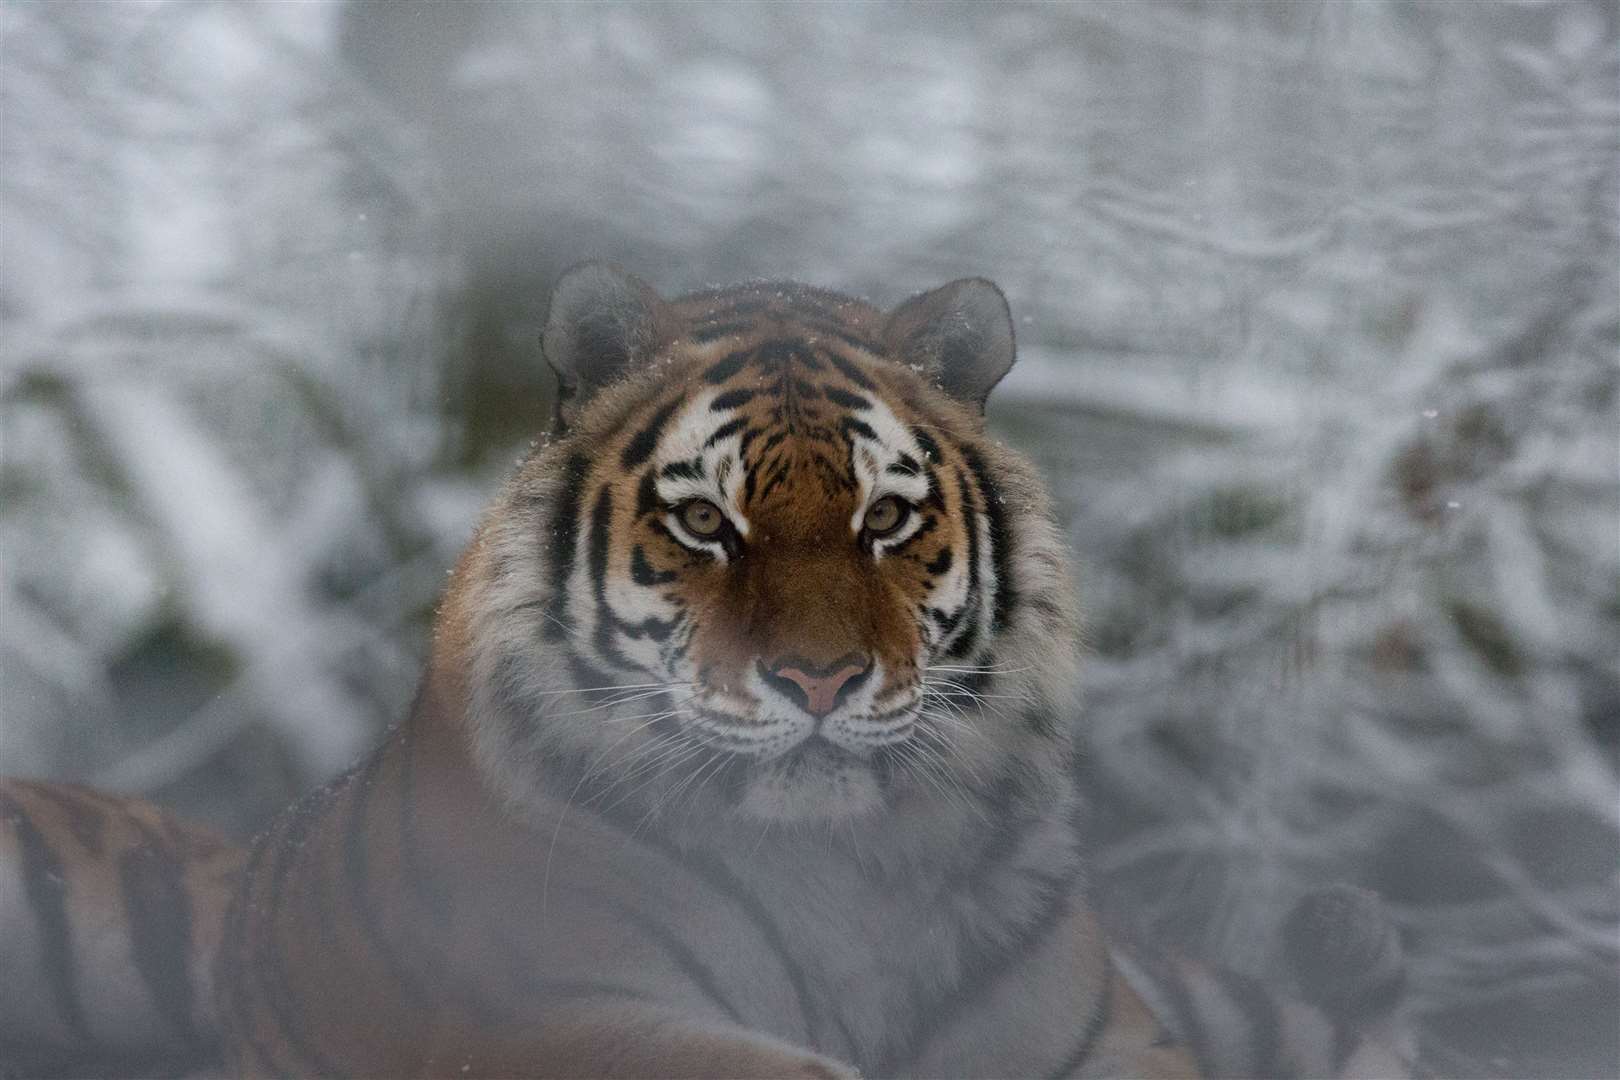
[734,745,885,823]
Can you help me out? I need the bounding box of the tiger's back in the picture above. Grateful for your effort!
[2,266,1411,1079]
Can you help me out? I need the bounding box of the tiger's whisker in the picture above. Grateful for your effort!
[924,663,1033,676]
[532,681,694,697]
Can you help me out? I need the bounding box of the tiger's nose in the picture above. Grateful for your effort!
[759,653,872,718]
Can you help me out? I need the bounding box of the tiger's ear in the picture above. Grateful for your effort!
[543,262,667,426]
[884,278,1016,410]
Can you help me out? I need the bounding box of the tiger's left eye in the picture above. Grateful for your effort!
[862,496,909,538]
[680,499,726,538]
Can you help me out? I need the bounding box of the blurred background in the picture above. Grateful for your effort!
[2,2,1615,1075]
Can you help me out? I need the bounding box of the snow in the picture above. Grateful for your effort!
[2,2,1615,1074]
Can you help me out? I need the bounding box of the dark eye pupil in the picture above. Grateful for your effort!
[684,502,721,535]
[867,498,903,535]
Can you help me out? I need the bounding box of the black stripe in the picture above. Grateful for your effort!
[703,417,748,448]
[216,827,267,1073]
[936,777,1042,892]
[583,801,839,1055]
[544,454,592,641]
[823,387,870,411]
[801,321,883,355]
[364,744,513,1031]
[622,614,679,642]
[677,849,847,1054]
[710,388,756,411]
[944,604,980,663]
[690,320,755,343]
[15,782,108,854]
[397,736,454,933]
[629,545,676,585]
[924,547,953,576]
[922,464,947,512]
[889,452,921,476]
[884,872,1081,1075]
[218,816,313,1080]
[566,654,622,706]
[621,398,681,469]
[809,449,856,493]
[660,457,705,481]
[587,485,620,658]
[910,425,942,462]
[1048,964,1115,1079]
[945,466,983,659]
[754,339,812,373]
[395,721,555,1027]
[840,416,878,443]
[960,445,1017,634]
[927,605,964,636]
[585,487,667,671]
[635,467,661,518]
[118,825,202,1048]
[614,906,744,1025]
[341,751,440,1012]
[756,459,792,503]
[0,793,94,1044]
[704,348,751,383]
[534,784,849,1054]
[586,487,627,637]
[252,790,347,1075]
[825,350,877,390]
[961,665,995,695]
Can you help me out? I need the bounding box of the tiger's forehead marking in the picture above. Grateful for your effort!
[650,333,936,544]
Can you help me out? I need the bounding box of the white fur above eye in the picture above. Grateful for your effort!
[654,389,753,545]
[846,398,933,539]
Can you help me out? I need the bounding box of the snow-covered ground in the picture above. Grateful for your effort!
[2,3,1615,1074]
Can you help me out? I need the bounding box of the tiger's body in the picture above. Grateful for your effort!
[1,266,1409,1078]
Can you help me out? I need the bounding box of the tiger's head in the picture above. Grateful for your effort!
[447,265,1079,835]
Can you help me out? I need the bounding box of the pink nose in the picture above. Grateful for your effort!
[763,654,872,718]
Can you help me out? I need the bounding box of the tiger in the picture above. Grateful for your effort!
[1,264,1412,1079]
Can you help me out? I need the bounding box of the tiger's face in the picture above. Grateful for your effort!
[607,332,982,822]
[458,266,1079,831]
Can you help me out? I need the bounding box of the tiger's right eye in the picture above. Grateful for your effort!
[680,500,726,538]
[862,495,909,538]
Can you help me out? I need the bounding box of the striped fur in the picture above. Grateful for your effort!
[2,267,1409,1079]
[0,780,243,1077]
